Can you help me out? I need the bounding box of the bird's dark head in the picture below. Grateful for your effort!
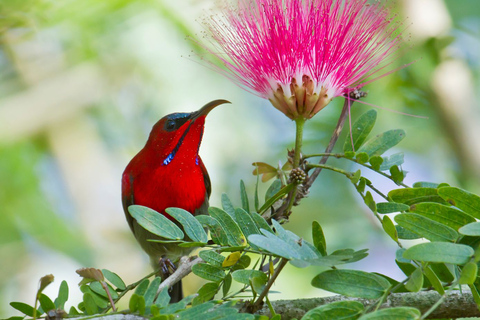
[145,99,230,165]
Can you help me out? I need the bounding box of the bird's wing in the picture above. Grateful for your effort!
[199,159,211,199]
[121,171,136,233]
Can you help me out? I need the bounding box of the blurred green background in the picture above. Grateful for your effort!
[1,0,479,316]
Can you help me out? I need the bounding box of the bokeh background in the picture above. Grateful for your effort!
[1,0,479,316]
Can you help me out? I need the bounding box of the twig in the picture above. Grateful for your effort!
[251,258,288,312]
[154,256,204,300]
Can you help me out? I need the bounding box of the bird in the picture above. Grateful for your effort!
[121,99,230,302]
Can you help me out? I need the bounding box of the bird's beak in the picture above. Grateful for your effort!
[190,99,231,120]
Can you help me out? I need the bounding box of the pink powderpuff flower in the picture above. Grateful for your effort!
[201,0,404,120]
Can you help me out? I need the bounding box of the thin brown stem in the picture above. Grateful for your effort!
[252,258,288,312]
[303,98,351,190]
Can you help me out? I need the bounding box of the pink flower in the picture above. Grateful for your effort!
[201,0,403,120]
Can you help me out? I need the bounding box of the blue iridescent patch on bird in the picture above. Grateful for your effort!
[163,153,174,165]
[167,113,190,120]
[195,156,199,165]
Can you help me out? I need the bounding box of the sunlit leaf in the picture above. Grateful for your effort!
[129,205,184,240]
[223,252,241,267]
[369,156,383,171]
[423,266,444,295]
[10,302,37,317]
[356,152,369,164]
[311,270,390,299]
[252,162,277,182]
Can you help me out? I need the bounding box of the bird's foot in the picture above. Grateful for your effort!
[157,257,177,280]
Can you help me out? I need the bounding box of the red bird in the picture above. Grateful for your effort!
[122,99,229,302]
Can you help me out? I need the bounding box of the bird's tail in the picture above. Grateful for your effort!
[170,280,183,303]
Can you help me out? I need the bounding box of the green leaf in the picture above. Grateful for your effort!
[80,285,108,308]
[459,262,478,285]
[192,282,219,306]
[222,274,232,297]
[344,109,377,152]
[155,288,170,308]
[101,269,126,290]
[410,202,475,230]
[382,215,398,242]
[144,277,162,308]
[390,165,405,184]
[129,293,146,315]
[369,156,383,171]
[403,242,474,264]
[356,152,369,164]
[231,270,268,286]
[395,213,459,242]
[165,208,208,243]
[83,292,98,315]
[459,222,480,236]
[389,188,446,205]
[312,221,327,256]
[350,169,362,184]
[405,268,423,292]
[396,225,421,240]
[429,263,454,283]
[196,215,229,246]
[259,183,294,214]
[234,208,261,242]
[358,307,420,319]
[364,191,377,212]
[54,280,69,309]
[377,202,409,214]
[423,266,444,295]
[90,281,118,300]
[38,294,55,313]
[231,255,251,271]
[265,179,282,201]
[135,279,150,296]
[302,301,364,320]
[192,263,225,282]
[357,129,405,157]
[250,212,273,234]
[438,187,480,219]
[174,302,214,319]
[128,205,184,240]
[380,153,405,171]
[10,302,37,317]
[221,193,235,218]
[199,250,225,267]
[240,180,250,213]
[248,231,301,259]
[208,207,246,247]
[311,270,390,299]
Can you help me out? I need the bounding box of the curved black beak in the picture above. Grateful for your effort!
[190,99,231,121]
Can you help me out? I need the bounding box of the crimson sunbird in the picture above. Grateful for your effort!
[121,99,230,302]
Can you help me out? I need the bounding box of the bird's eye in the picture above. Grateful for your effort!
[165,120,177,131]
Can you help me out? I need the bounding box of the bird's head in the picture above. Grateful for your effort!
[145,99,230,165]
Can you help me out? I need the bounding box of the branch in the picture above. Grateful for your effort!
[256,291,480,319]
[155,256,203,298]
